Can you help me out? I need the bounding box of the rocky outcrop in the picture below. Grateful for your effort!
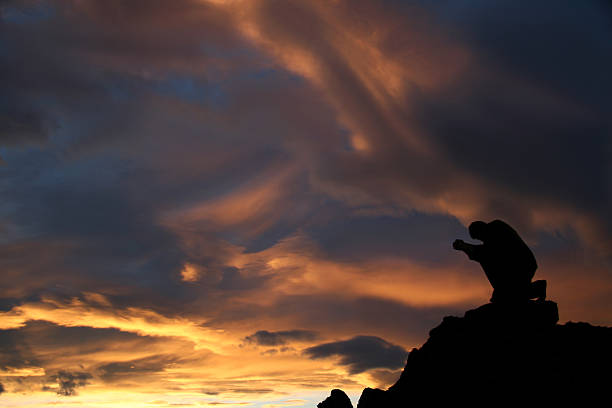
[318,300,612,407]
[317,389,353,408]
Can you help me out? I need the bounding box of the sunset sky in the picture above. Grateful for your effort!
[1,0,611,407]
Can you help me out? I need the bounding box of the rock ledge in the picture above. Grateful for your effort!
[318,300,612,407]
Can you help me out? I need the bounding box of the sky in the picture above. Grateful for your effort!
[0,0,611,406]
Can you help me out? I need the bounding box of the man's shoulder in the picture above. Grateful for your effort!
[489,219,510,228]
[488,219,516,234]
[487,220,523,243]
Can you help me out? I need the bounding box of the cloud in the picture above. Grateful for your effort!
[218,0,612,253]
[367,368,403,389]
[49,370,92,396]
[98,355,177,383]
[243,330,318,346]
[305,211,466,264]
[0,319,221,397]
[0,0,611,405]
[266,294,463,345]
[203,388,275,396]
[304,335,408,374]
[0,106,55,147]
[0,296,229,353]
[0,319,173,364]
[0,323,40,371]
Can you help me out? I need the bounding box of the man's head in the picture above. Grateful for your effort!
[469,221,488,241]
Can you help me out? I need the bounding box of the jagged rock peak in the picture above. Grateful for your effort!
[317,389,353,408]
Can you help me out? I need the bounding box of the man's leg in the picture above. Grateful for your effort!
[491,281,532,303]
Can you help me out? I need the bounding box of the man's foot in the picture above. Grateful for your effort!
[530,280,547,302]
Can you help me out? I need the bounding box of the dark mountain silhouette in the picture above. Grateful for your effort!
[317,300,612,407]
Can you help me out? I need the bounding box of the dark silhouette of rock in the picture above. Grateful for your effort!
[317,389,353,408]
[317,300,612,407]
[453,219,546,303]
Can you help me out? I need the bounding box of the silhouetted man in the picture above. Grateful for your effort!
[453,220,546,303]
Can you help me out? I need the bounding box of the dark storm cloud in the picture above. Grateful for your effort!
[98,355,177,383]
[210,294,462,347]
[405,0,612,234]
[304,335,408,374]
[276,295,462,341]
[0,156,187,306]
[218,267,272,291]
[0,0,345,314]
[0,318,219,396]
[306,211,466,264]
[243,330,319,346]
[242,0,611,251]
[0,325,39,370]
[0,106,55,147]
[202,387,275,396]
[429,0,612,110]
[0,0,260,168]
[49,370,92,396]
[0,0,239,305]
[3,320,157,353]
[0,320,178,378]
[412,76,610,231]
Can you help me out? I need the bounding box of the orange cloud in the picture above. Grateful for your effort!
[164,163,300,236]
[0,296,228,353]
[191,0,611,257]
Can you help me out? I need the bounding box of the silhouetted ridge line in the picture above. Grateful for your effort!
[317,300,612,407]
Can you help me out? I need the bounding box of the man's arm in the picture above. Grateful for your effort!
[453,239,483,261]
